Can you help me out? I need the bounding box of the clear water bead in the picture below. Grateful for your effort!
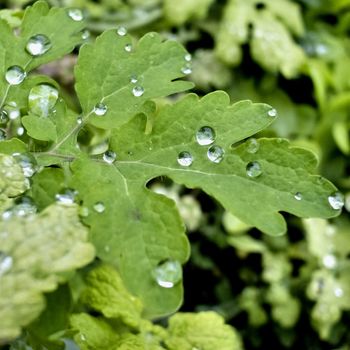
[5,66,26,85]
[0,129,6,141]
[94,103,107,116]
[130,76,138,84]
[153,259,182,288]
[196,126,215,146]
[77,116,83,124]
[28,84,59,117]
[117,26,127,36]
[12,152,37,177]
[5,102,20,120]
[334,287,344,298]
[132,86,144,97]
[246,138,259,154]
[322,254,337,269]
[81,30,90,40]
[55,189,77,205]
[26,34,52,56]
[3,196,37,219]
[103,150,116,164]
[93,202,105,213]
[294,192,302,200]
[17,127,24,136]
[246,161,262,178]
[268,108,277,117]
[328,192,344,210]
[177,151,193,167]
[207,145,224,163]
[181,65,192,75]
[184,53,192,62]
[125,43,132,52]
[0,110,8,124]
[0,252,13,276]
[68,8,84,21]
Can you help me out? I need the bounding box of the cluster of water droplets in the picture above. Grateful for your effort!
[2,196,37,220]
[152,259,182,288]
[55,188,78,205]
[12,152,38,178]
[181,53,192,75]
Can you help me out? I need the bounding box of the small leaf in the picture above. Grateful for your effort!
[22,114,57,142]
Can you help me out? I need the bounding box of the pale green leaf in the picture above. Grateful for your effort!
[165,311,243,350]
[0,203,95,342]
[81,264,143,328]
[22,114,57,142]
[75,30,194,130]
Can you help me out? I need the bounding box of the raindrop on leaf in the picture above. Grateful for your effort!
[196,126,215,146]
[5,66,26,85]
[153,259,182,288]
[246,161,262,178]
[177,151,193,167]
[207,145,224,163]
[132,86,144,97]
[94,103,107,116]
[26,34,52,56]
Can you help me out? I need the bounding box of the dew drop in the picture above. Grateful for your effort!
[81,30,90,40]
[322,254,337,269]
[132,86,144,97]
[184,53,192,62]
[207,145,224,163]
[334,287,343,298]
[28,84,59,117]
[5,102,20,120]
[268,108,277,117]
[196,126,215,146]
[124,43,132,52]
[26,34,52,56]
[246,138,259,154]
[153,259,182,288]
[0,128,6,141]
[55,189,78,205]
[294,192,302,200]
[0,109,9,124]
[103,150,116,164]
[0,252,13,276]
[67,8,84,21]
[94,102,107,116]
[177,151,193,167]
[16,127,24,136]
[117,26,127,36]
[181,65,192,75]
[328,192,344,210]
[5,66,26,85]
[130,75,138,84]
[12,152,37,177]
[246,161,262,178]
[93,201,105,213]
[76,116,83,124]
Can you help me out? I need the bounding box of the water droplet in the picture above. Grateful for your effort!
[207,145,224,163]
[177,151,193,167]
[81,30,90,40]
[0,109,9,124]
[94,102,107,116]
[16,127,24,136]
[322,254,337,269]
[268,108,277,117]
[5,66,26,85]
[328,192,344,210]
[68,8,84,21]
[130,75,138,84]
[294,192,302,200]
[55,189,78,205]
[0,128,6,141]
[124,43,132,52]
[196,126,216,146]
[4,102,20,120]
[246,161,262,178]
[0,252,13,276]
[28,84,59,117]
[117,26,127,36]
[153,259,182,288]
[184,53,192,62]
[334,287,343,298]
[26,34,52,56]
[93,201,105,213]
[77,116,83,124]
[103,150,116,164]
[12,152,37,177]
[181,65,192,75]
[2,197,37,219]
[132,86,144,97]
[246,138,259,154]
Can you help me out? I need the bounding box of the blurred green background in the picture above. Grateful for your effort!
[1,0,350,348]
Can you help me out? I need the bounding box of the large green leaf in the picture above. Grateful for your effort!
[0,203,95,342]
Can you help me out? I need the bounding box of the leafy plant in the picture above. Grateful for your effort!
[0,0,348,349]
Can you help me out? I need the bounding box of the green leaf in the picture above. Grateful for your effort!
[75,30,194,130]
[215,0,305,77]
[70,313,119,350]
[22,114,57,142]
[165,311,243,350]
[163,0,214,25]
[0,153,29,211]
[81,264,143,328]
[0,203,95,342]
